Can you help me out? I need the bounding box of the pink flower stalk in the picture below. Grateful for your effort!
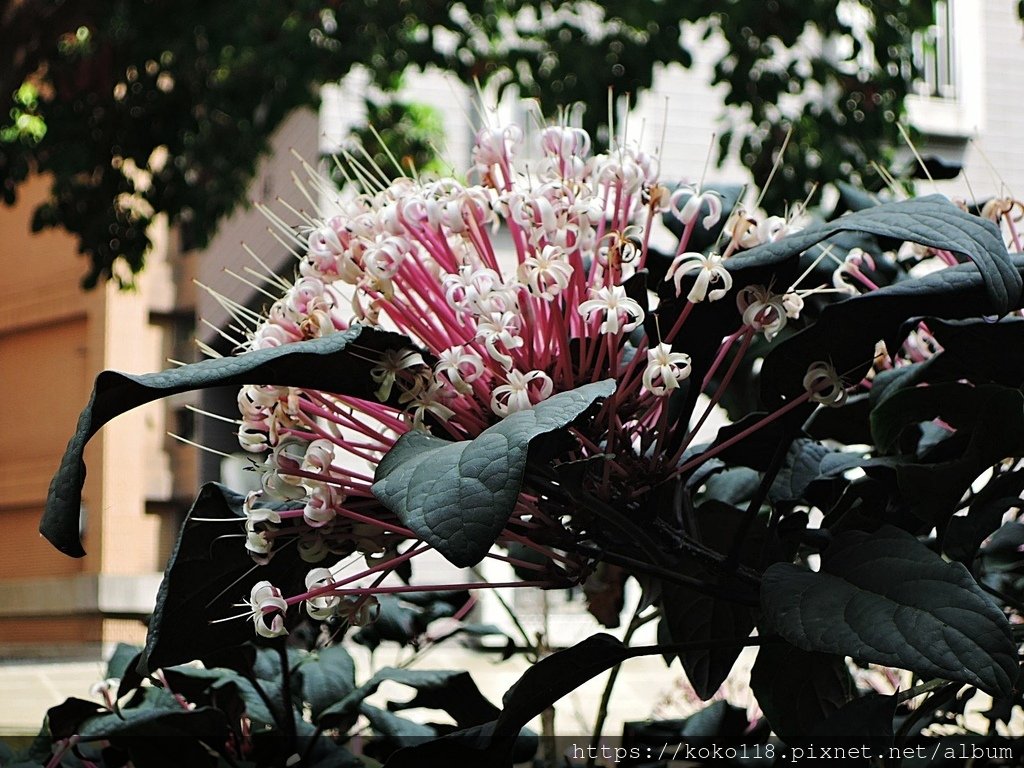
[221,117,868,636]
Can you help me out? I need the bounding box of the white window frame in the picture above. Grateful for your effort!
[905,0,983,138]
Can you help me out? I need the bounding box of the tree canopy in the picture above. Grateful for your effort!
[0,0,931,287]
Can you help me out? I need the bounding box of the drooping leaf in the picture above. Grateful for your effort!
[162,663,276,727]
[657,585,756,702]
[381,722,499,768]
[46,698,106,740]
[768,439,838,503]
[658,501,770,699]
[385,634,630,767]
[77,687,229,767]
[139,484,308,673]
[43,325,413,556]
[381,668,501,728]
[656,200,1020,411]
[318,666,498,735]
[727,196,1019,314]
[872,318,1024,410]
[619,706,771,762]
[946,468,1024,565]
[760,256,1024,407]
[372,380,615,567]
[761,526,1018,696]
[494,634,631,741]
[868,384,1024,524]
[352,595,420,651]
[749,642,854,745]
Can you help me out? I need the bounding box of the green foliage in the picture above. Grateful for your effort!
[36,178,1024,759]
[340,95,447,181]
[8,642,519,768]
[761,526,1018,697]
[1,1,931,287]
[371,380,615,567]
[42,324,410,556]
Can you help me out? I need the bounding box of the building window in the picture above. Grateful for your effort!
[911,0,957,100]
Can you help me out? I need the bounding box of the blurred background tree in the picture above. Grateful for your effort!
[0,0,931,287]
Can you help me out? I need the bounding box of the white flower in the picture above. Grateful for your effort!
[363,235,410,281]
[578,285,645,335]
[643,343,692,396]
[303,486,337,528]
[518,245,574,300]
[435,346,485,394]
[248,581,288,638]
[370,348,425,401]
[832,248,876,295]
[803,361,847,406]
[491,369,554,417]
[304,568,341,620]
[665,252,733,303]
[344,595,381,627]
[245,516,274,561]
[476,311,525,369]
[443,265,517,316]
[301,439,336,479]
[298,529,329,563]
[736,285,789,341]
[473,124,523,170]
[669,185,722,230]
[400,379,456,427]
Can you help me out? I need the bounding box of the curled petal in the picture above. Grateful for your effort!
[803,361,847,407]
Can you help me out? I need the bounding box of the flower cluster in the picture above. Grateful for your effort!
[221,119,855,636]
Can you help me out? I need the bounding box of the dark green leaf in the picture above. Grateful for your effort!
[730,196,1019,313]
[317,665,498,735]
[352,595,419,651]
[761,526,1018,696]
[495,634,630,741]
[300,646,358,722]
[700,466,761,506]
[768,439,836,503]
[163,663,276,726]
[77,688,229,766]
[750,642,854,745]
[105,643,143,681]
[946,470,1024,562]
[46,698,105,740]
[43,325,412,556]
[869,384,1024,524]
[372,380,615,567]
[833,181,881,215]
[806,693,896,749]
[381,722,499,768]
[760,256,1024,408]
[379,668,500,727]
[359,703,436,740]
[140,484,308,673]
[678,700,756,746]
[658,501,766,699]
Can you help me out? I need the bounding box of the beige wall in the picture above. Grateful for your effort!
[0,175,184,651]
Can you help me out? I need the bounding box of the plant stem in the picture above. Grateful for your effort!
[470,566,539,662]
[586,604,649,767]
[276,640,299,764]
[896,677,953,704]
[625,633,780,659]
[725,433,793,572]
[564,541,759,605]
